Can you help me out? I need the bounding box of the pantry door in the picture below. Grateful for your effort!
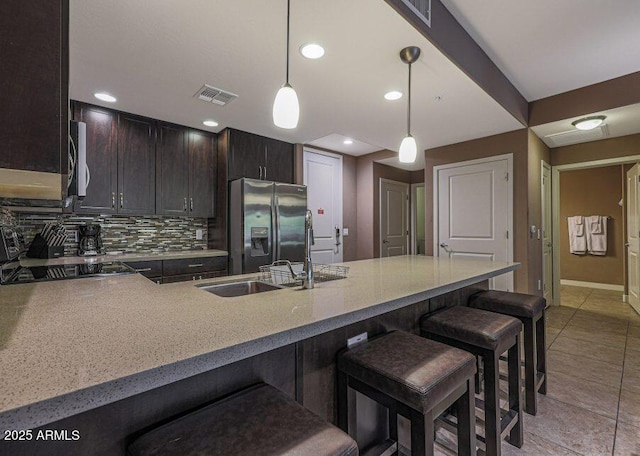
[434,154,513,291]
[303,148,343,264]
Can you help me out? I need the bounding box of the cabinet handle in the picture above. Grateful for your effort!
[111,192,116,209]
[184,197,188,211]
[119,193,124,208]
[135,268,152,272]
[259,165,263,180]
[188,263,204,268]
[264,166,267,180]
[190,197,194,211]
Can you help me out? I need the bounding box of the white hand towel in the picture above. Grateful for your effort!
[586,215,607,255]
[568,216,587,255]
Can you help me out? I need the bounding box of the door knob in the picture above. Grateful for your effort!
[383,239,389,244]
[626,242,631,247]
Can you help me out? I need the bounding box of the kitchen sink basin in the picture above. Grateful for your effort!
[197,280,284,298]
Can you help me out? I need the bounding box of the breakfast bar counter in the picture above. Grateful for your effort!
[0,255,518,450]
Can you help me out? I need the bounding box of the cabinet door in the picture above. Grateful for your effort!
[188,130,216,218]
[0,0,67,174]
[74,103,118,214]
[118,114,155,214]
[156,123,188,215]
[227,129,264,181]
[264,137,294,184]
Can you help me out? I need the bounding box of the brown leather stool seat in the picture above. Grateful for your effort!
[421,306,523,456]
[337,331,477,456]
[128,383,358,456]
[468,290,547,415]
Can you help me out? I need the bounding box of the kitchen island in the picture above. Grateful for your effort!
[0,256,517,455]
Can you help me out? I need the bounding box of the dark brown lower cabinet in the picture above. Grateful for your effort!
[124,256,227,284]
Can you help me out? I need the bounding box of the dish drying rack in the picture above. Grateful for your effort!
[259,261,349,287]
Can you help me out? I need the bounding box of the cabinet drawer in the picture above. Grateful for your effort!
[162,270,227,284]
[125,260,162,278]
[162,256,227,276]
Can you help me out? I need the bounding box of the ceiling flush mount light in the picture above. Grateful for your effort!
[384,90,403,101]
[572,115,606,131]
[398,46,421,163]
[94,92,116,103]
[203,120,219,127]
[343,139,353,145]
[273,0,300,129]
[300,43,325,59]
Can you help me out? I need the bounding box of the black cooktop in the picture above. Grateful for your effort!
[1,261,135,285]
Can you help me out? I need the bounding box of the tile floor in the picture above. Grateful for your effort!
[435,285,640,455]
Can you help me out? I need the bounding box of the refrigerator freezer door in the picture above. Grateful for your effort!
[274,183,307,263]
[230,179,274,274]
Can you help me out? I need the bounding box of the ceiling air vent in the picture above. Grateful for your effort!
[544,124,610,148]
[401,0,431,27]
[194,84,238,106]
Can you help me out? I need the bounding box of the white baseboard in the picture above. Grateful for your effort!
[560,279,624,292]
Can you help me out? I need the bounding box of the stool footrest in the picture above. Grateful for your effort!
[536,372,546,391]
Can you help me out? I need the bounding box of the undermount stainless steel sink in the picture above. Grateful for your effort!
[197,280,284,298]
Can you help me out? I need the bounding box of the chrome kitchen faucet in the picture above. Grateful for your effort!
[302,209,314,289]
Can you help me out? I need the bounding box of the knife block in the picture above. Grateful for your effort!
[26,234,65,259]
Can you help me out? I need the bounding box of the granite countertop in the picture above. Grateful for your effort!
[18,249,228,267]
[0,256,518,431]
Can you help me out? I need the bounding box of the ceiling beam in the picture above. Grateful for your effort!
[530,72,640,126]
[384,0,529,126]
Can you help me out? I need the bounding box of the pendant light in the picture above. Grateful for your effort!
[273,0,300,129]
[398,46,421,163]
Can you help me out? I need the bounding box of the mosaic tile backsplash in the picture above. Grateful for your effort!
[1,208,208,256]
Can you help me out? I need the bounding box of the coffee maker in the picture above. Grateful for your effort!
[78,224,103,256]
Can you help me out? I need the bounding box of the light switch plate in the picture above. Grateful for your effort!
[343,228,349,236]
[347,332,367,348]
[195,229,203,240]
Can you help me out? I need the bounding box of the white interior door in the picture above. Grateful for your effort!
[303,149,343,264]
[542,162,553,305]
[435,155,513,291]
[627,164,640,312]
[380,179,409,257]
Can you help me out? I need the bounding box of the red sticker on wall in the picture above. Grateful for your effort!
[318,209,324,215]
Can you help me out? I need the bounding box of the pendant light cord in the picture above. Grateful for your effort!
[286,0,291,84]
[407,62,412,135]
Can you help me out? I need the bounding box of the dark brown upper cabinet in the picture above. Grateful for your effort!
[0,0,68,175]
[226,129,294,184]
[117,113,156,214]
[73,103,118,214]
[156,123,189,216]
[156,127,216,218]
[188,130,216,218]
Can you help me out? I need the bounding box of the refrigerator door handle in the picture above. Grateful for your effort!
[274,195,281,261]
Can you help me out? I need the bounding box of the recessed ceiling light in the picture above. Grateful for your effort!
[203,120,219,127]
[572,115,606,131]
[94,92,116,103]
[343,139,353,145]
[384,91,403,101]
[300,43,325,59]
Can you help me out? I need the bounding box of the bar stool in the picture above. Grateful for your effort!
[421,306,523,456]
[337,331,477,456]
[128,383,358,456]
[468,290,547,415]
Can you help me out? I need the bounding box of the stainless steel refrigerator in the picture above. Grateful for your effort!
[230,178,307,274]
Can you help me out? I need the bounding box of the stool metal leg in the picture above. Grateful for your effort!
[389,403,398,443]
[508,335,524,448]
[523,318,537,415]
[337,371,349,432]
[455,378,476,456]
[410,409,435,456]
[536,312,547,395]
[483,350,501,456]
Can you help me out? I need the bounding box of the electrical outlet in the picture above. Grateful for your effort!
[347,332,367,348]
[195,229,203,240]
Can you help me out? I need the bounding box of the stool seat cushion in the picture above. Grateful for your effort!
[337,331,476,413]
[128,383,358,456]
[469,291,546,318]
[421,306,522,351]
